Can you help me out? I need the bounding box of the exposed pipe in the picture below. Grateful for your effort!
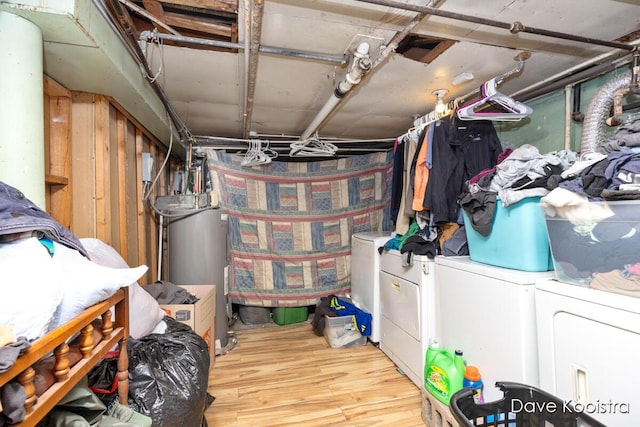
[580,71,632,157]
[194,139,393,153]
[564,84,572,151]
[607,110,640,127]
[300,42,372,140]
[354,0,635,51]
[299,7,429,141]
[456,53,528,104]
[244,0,264,138]
[571,83,584,122]
[194,134,395,143]
[372,12,427,69]
[631,48,640,93]
[157,214,163,281]
[242,0,250,141]
[243,0,264,139]
[514,55,632,102]
[138,31,347,64]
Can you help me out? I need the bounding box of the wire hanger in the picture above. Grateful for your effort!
[241,139,273,167]
[290,134,338,157]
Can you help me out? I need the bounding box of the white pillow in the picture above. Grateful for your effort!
[81,238,166,338]
[48,242,148,331]
[0,237,64,340]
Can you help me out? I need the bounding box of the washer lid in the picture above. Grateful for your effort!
[435,255,554,285]
[352,231,393,243]
[536,278,640,314]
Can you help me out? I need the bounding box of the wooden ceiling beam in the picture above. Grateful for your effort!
[164,11,233,38]
[142,0,166,19]
[160,0,237,14]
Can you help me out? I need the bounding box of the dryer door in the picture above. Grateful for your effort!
[380,271,420,340]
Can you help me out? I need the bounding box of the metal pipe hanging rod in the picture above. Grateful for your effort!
[354,0,635,51]
[139,31,348,64]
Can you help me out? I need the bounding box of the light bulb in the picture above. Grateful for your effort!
[432,89,449,115]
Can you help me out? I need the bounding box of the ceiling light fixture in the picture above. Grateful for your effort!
[432,89,449,114]
[451,72,474,86]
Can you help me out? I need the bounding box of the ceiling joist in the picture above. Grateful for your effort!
[163,11,233,38]
[120,0,239,48]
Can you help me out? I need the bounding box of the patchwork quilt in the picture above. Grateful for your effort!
[206,149,393,306]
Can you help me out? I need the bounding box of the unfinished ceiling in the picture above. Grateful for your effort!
[116,0,639,142]
[2,0,639,150]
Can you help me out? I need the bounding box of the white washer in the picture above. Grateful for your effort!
[434,256,554,401]
[536,279,640,427]
[379,249,436,389]
[350,231,391,344]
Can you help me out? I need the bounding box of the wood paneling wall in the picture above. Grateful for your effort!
[44,75,179,284]
[44,77,72,228]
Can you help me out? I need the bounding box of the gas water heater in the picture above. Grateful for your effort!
[160,193,230,349]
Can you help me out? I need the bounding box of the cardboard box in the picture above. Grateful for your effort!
[159,284,216,368]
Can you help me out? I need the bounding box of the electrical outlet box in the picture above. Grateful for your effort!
[142,152,153,182]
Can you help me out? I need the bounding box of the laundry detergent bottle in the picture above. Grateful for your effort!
[424,340,466,405]
[463,365,484,404]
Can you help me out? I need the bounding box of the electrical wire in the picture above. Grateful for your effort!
[144,30,164,84]
[143,111,174,202]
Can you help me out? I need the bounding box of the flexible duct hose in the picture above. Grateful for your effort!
[580,71,631,157]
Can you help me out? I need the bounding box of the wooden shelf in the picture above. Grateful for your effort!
[45,174,69,186]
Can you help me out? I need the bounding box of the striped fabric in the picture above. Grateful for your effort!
[206,149,393,307]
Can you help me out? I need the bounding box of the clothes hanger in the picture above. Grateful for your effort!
[262,140,279,160]
[241,139,272,166]
[412,108,449,131]
[289,135,338,157]
[455,77,533,121]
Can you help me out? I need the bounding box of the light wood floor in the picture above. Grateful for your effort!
[205,322,425,427]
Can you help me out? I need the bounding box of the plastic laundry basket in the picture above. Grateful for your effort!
[450,381,607,427]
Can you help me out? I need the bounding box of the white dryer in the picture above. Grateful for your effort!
[379,249,436,389]
[350,231,392,344]
[536,279,640,427]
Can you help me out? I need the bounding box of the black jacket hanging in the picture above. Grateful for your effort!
[423,115,502,225]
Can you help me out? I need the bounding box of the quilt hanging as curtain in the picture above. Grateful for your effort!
[205,149,393,307]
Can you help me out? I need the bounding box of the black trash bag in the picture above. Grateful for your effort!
[87,350,120,409]
[127,316,212,427]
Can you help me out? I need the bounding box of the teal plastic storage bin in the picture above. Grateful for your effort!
[273,306,309,325]
[462,196,553,272]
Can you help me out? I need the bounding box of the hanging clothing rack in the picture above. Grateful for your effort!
[450,52,530,111]
[193,135,395,160]
[455,77,533,122]
[411,52,531,131]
